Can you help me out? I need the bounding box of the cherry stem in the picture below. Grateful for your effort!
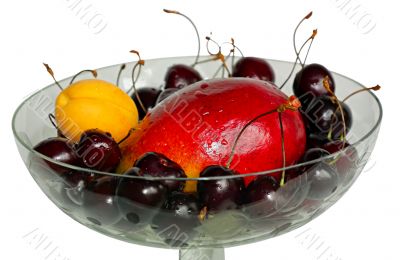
[43,63,63,91]
[222,51,234,78]
[279,29,317,90]
[293,11,313,68]
[230,42,236,74]
[128,50,146,114]
[278,112,286,187]
[223,38,244,73]
[230,38,245,57]
[342,85,381,103]
[118,128,135,145]
[205,35,220,56]
[212,61,224,78]
[226,109,277,168]
[204,36,232,77]
[323,77,347,147]
[226,96,301,169]
[302,29,317,67]
[198,207,208,222]
[48,113,59,130]
[69,69,97,85]
[116,63,126,87]
[212,50,234,78]
[194,57,217,65]
[329,85,381,140]
[163,9,200,66]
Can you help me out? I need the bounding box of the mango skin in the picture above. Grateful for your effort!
[119,78,306,192]
[55,79,138,143]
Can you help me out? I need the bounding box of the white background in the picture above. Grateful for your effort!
[1,0,398,259]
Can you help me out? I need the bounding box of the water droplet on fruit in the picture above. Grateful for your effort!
[218,109,224,113]
[200,84,209,89]
[202,111,210,116]
[221,139,228,145]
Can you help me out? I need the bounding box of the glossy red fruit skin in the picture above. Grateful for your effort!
[164,64,202,89]
[293,64,335,106]
[232,57,275,83]
[244,176,280,218]
[120,78,307,191]
[152,192,200,246]
[75,129,122,172]
[33,137,79,175]
[197,165,245,212]
[135,152,186,192]
[116,168,168,225]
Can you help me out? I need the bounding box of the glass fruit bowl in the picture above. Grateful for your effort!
[12,56,382,260]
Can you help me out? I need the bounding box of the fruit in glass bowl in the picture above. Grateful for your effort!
[13,56,382,255]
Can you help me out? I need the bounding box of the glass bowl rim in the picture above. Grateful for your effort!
[12,56,383,181]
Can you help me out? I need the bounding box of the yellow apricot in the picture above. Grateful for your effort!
[55,79,138,143]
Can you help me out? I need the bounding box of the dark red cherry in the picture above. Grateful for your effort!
[75,129,121,172]
[62,173,87,206]
[132,87,161,119]
[32,138,95,209]
[28,157,84,210]
[232,57,275,83]
[322,140,350,155]
[287,147,331,176]
[156,88,179,104]
[293,63,335,107]
[33,137,79,175]
[276,171,309,214]
[152,191,200,247]
[303,147,331,163]
[197,165,244,212]
[302,95,352,141]
[82,176,120,226]
[306,162,339,200]
[322,141,358,185]
[306,134,328,149]
[295,147,339,200]
[244,176,280,218]
[135,152,186,192]
[164,64,202,89]
[116,168,167,225]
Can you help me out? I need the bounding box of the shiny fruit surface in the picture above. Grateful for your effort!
[120,78,306,192]
[55,79,138,143]
[164,64,202,89]
[232,57,275,83]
